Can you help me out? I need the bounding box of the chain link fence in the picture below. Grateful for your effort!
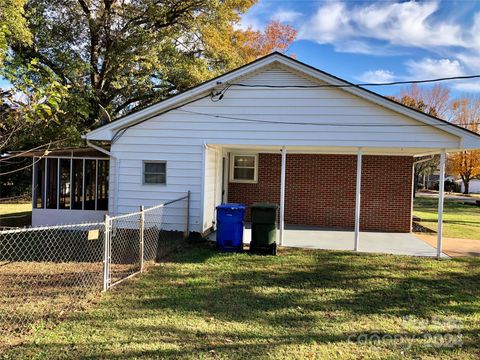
[0,192,190,347]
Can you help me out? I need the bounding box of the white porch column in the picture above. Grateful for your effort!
[279,146,286,246]
[437,149,446,258]
[354,148,363,251]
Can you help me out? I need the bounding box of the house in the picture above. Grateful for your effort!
[461,179,480,194]
[29,52,480,253]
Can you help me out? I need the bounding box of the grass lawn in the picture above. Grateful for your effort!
[4,245,480,359]
[0,203,32,228]
[413,196,480,240]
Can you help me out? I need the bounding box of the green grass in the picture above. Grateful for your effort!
[0,203,32,228]
[413,196,480,240]
[4,245,480,359]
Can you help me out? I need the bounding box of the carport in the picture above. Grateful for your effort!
[208,144,457,258]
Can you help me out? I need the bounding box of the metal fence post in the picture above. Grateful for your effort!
[103,214,111,291]
[185,191,190,239]
[139,205,145,272]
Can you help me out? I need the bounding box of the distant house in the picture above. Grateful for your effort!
[461,179,480,194]
[27,53,480,240]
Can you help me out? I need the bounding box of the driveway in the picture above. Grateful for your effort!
[416,234,480,257]
[208,225,446,257]
[417,192,479,204]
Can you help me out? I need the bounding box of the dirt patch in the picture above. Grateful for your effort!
[0,260,136,350]
[416,234,480,257]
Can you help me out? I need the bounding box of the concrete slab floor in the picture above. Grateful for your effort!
[207,224,448,258]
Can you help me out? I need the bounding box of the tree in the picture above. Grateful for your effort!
[447,97,480,194]
[390,84,451,195]
[2,0,297,149]
[400,84,451,120]
[0,0,31,64]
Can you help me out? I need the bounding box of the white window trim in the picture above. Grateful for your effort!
[143,160,167,185]
[229,154,258,184]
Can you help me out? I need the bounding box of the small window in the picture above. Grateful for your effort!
[144,161,166,184]
[230,154,257,183]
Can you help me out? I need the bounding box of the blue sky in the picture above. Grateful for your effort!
[240,0,480,97]
[1,0,479,98]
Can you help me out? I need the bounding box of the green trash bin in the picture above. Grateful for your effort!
[250,203,278,255]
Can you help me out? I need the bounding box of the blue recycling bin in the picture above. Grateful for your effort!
[216,203,246,252]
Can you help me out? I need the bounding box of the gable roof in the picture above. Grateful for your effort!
[84,52,480,147]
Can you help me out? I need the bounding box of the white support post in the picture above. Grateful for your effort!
[354,148,363,252]
[32,157,36,208]
[44,158,47,209]
[95,159,98,210]
[139,205,145,272]
[437,150,446,258]
[57,158,60,209]
[103,214,111,291]
[279,146,286,246]
[69,157,73,209]
[82,159,85,210]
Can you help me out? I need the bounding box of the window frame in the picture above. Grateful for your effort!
[143,160,167,185]
[229,154,258,184]
[31,156,109,211]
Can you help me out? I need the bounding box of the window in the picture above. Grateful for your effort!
[97,160,109,210]
[59,159,71,209]
[33,158,45,209]
[230,154,258,183]
[71,159,83,209]
[84,160,96,210]
[143,161,166,184]
[46,158,58,209]
[32,157,109,211]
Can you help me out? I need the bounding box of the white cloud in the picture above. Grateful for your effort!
[453,81,480,92]
[299,2,350,43]
[299,1,465,52]
[272,10,302,23]
[405,58,465,79]
[357,70,396,83]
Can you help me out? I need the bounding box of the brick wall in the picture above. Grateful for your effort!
[228,153,413,232]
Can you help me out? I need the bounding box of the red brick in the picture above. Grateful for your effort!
[228,153,413,232]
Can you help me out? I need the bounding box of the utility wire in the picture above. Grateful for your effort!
[0,139,65,162]
[177,108,475,128]
[109,73,480,142]
[227,74,480,88]
[0,143,52,176]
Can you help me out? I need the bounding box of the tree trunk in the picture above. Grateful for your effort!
[464,179,470,194]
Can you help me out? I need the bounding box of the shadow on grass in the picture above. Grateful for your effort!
[4,245,480,358]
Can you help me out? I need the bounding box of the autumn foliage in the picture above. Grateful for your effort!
[447,97,480,194]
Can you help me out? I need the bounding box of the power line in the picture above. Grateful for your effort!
[227,74,480,89]
[110,74,480,142]
[177,108,476,128]
[0,143,52,176]
[0,139,65,162]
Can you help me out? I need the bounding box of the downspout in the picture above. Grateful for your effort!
[85,139,119,216]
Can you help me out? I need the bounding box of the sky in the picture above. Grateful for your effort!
[1,0,479,98]
[240,0,480,97]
